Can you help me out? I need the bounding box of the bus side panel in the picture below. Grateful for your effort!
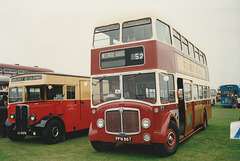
[194,100,203,127]
[152,112,178,143]
[205,99,212,120]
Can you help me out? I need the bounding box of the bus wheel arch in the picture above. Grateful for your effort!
[42,116,65,144]
[155,121,179,157]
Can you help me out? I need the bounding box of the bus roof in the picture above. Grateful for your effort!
[220,84,240,89]
[0,75,9,85]
[9,73,90,87]
[94,10,168,28]
[0,63,54,72]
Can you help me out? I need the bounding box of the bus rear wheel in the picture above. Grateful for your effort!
[155,121,179,157]
[91,141,116,152]
[6,125,25,141]
[42,119,64,144]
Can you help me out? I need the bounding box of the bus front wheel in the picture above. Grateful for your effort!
[155,121,179,157]
[42,119,64,144]
[91,141,116,152]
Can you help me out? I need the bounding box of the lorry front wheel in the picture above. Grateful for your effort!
[42,119,64,144]
[6,125,25,141]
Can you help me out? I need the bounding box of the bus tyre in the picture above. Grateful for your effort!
[90,141,116,152]
[6,126,25,141]
[202,110,207,131]
[42,119,64,144]
[155,121,179,157]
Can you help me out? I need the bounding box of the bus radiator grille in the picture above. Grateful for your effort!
[105,108,140,135]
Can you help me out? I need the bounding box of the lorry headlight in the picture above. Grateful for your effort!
[142,118,151,129]
[30,114,36,121]
[10,113,15,119]
[96,118,104,128]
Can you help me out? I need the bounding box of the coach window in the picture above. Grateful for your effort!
[67,86,75,99]
[25,86,44,101]
[9,87,23,103]
[4,68,17,75]
[0,68,2,74]
[182,36,189,55]
[195,47,200,62]
[159,73,175,104]
[18,70,29,75]
[199,85,203,99]
[172,29,182,51]
[156,20,171,45]
[47,85,63,100]
[193,84,199,100]
[184,83,191,101]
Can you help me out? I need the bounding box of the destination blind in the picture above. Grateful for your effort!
[100,46,144,69]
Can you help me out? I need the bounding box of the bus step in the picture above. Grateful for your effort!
[179,127,203,143]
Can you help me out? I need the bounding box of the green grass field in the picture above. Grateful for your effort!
[0,102,239,161]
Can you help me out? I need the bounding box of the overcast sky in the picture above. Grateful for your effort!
[0,0,240,89]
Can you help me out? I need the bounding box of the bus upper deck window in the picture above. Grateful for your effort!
[182,36,189,55]
[94,24,120,47]
[172,29,182,51]
[199,51,204,64]
[123,18,152,43]
[195,47,200,62]
[156,20,171,45]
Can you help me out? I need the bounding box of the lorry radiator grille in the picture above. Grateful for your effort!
[15,104,29,131]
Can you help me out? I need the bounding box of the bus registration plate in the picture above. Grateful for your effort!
[115,136,132,142]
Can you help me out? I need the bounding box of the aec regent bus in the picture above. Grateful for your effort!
[220,84,240,108]
[5,73,91,144]
[88,13,212,157]
[89,13,212,156]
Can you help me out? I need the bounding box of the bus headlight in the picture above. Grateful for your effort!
[96,118,105,128]
[10,113,15,119]
[142,118,151,129]
[30,114,36,121]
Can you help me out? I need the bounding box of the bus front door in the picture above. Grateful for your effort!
[177,78,194,137]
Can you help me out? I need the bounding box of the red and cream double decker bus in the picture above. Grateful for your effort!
[89,13,212,156]
[6,73,91,144]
